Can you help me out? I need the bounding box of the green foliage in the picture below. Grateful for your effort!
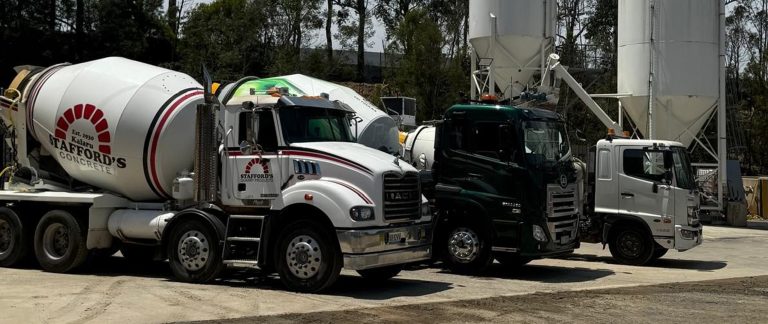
[179,0,268,80]
[385,9,466,122]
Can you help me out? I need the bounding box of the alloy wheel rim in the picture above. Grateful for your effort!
[43,223,69,260]
[0,219,13,256]
[178,230,210,271]
[448,227,480,263]
[286,234,322,279]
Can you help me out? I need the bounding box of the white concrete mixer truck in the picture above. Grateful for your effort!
[0,57,432,292]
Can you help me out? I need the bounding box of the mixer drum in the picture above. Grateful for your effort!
[25,57,203,201]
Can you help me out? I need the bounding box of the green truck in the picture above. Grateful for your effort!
[406,102,579,272]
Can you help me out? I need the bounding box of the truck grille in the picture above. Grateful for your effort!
[383,172,421,221]
[547,184,579,244]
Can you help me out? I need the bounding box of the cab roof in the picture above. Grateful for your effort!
[446,103,561,121]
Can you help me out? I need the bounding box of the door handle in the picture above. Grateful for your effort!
[467,173,484,180]
[621,192,634,198]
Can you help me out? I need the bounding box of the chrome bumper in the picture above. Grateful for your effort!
[337,222,432,270]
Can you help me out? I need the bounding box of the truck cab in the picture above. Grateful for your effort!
[213,91,433,290]
[581,138,702,265]
[429,103,578,272]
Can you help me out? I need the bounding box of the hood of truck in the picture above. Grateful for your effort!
[283,142,423,225]
[288,142,417,176]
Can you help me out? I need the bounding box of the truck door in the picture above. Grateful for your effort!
[228,110,281,201]
[618,148,675,237]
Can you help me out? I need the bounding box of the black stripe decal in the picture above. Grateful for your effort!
[142,87,203,199]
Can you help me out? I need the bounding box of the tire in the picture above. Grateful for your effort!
[34,210,89,273]
[651,247,668,261]
[0,207,30,267]
[167,219,224,283]
[120,244,158,262]
[608,226,655,266]
[442,222,492,274]
[275,219,342,293]
[495,253,532,268]
[357,265,402,281]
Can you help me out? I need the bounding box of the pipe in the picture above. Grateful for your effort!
[489,13,496,97]
[547,54,622,131]
[718,0,727,210]
[471,47,477,100]
[647,0,656,139]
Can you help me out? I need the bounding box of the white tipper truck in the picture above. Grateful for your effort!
[0,57,432,292]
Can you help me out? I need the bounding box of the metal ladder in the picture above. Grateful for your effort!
[222,215,265,268]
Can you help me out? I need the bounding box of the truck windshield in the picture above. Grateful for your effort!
[279,107,355,144]
[523,121,570,164]
[671,147,696,190]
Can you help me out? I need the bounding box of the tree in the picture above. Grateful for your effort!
[335,0,374,81]
[386,9,465,121]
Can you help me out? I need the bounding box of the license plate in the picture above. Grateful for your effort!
[387,232,406,244]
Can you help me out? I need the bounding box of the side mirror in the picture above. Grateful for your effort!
[498,124,513,161]
[239,140,254,155]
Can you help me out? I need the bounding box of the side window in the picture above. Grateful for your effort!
[237,111,278,153]
[470,122,503,159]
[623,149,666,182]
[446,119,469,151]
[598,148,612,180]
[256,111,278,152]
[238,112,253,144]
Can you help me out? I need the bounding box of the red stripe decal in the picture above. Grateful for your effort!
[324,179,372,204]
[281,150,372,175]
[27,65,65,139]
[148,90,203,197]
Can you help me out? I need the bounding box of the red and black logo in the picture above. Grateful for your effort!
[240,157,273,182]
[48,103,127,175]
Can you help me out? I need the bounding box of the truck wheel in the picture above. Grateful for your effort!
[0,207,30,267]
[276,220,342,293]
[651,247,668,261]
[167,219,223,283]
[34,210,88,273]
[608,226,655,266]
[495,253,532,268]
[443,223,492,274]
[357,265,402,281]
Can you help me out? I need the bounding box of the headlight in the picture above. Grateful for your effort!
[421,203,431,218]
[687,206,699,226]
[350,206,375,221]
[532,225,548,242]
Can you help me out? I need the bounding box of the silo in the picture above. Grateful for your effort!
[617,0,719,146]
[469,0,556,99]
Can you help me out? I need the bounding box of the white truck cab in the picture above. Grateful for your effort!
[582,138,702,265]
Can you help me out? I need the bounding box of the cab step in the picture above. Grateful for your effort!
[222,214,266,265]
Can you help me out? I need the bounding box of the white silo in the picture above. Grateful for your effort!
[469,0,557,99]
[617,0,719,146]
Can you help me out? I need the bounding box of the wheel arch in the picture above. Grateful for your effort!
[603,213,653,243]
[161,208,226,254]
[261,203,336,271]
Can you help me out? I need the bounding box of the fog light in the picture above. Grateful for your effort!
[680,229,695,239]
[350,206,374,221]
[533,225,548,242]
